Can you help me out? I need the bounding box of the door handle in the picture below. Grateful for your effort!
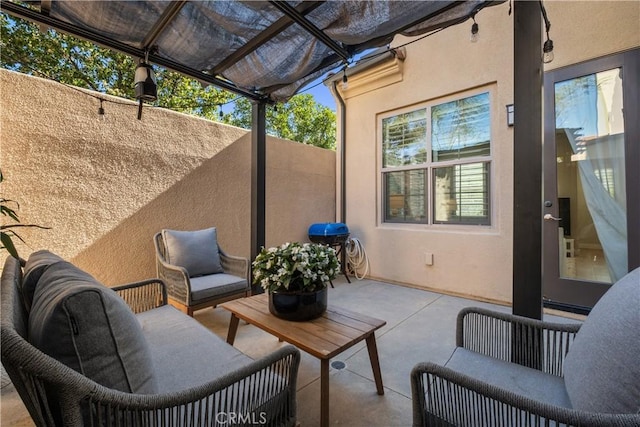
[543,213,562,221]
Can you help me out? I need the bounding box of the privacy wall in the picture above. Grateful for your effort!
[0,70,336,285]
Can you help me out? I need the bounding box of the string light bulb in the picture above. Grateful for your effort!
[542,38,554,63]
[470,16,479,43]
[540,1,554,63]
[97,99,105,119]
[342,71,348,90]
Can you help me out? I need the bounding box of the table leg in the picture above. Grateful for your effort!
[226,314,240,345]
[365,334,384,395]
[321,358,330,427]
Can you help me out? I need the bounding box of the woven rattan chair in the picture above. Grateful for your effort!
[411,268,640,427]
[154,227,250,316]
[1,255,300,427]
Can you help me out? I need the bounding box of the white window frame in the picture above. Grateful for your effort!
[378,87,494,227]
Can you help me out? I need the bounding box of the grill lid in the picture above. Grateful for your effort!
[308,222,349,237]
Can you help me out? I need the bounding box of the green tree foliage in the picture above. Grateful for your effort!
[1,13,336,148]
[230,96,336,149]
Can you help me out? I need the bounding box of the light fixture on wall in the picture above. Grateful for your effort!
[341,69,349,90]
[506,104,514,127]
[470,15,479,43]
[134,51,157,120]
[540,1,554,63]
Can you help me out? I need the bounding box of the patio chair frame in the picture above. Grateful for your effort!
[154,232,251,316]
[411,307,640,427]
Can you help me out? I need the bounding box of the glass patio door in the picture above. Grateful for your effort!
[543,50,639,312]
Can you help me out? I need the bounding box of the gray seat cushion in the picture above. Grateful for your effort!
[21,250,65,312]
[190,273,247,302]
[445,347,572,409]
[563,267,640,414]
[29,261,158,394]
[162,227,223,276]
[136,305,253,392]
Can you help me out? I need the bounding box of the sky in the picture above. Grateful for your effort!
[300,77,337,111]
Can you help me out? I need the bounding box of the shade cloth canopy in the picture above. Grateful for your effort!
[3,0,502,102]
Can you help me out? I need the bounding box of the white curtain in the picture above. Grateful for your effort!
[556,69,627,282]
[564,129,627,281]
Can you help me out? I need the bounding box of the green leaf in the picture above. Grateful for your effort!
[1,231,20,259]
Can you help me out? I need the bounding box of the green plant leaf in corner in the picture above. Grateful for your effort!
[1,231,20,259]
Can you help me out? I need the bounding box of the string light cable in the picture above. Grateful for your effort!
[345,236,370,280]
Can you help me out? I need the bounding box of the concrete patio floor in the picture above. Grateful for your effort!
[1,277,582,426]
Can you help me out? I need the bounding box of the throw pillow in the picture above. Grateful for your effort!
[21,250,65,313]
[162,227,223,276]
[28,261,158,394]
[563,267,640,413]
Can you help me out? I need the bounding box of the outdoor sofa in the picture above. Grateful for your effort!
[1,250,300,427]
[411,267,640,426]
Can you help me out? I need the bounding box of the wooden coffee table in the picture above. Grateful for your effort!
[220,293,386,427]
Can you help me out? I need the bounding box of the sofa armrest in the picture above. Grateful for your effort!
[456,307,581,375]
[80,345,301,427]
[112,279,167,314]
[410,362,639,427]
[220,250,250,287]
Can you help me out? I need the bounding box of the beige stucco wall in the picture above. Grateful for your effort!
[334,1,639,304]
[0,70,336,285]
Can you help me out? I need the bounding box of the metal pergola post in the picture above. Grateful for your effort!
[251,101,267,294]
[512,0,543,321]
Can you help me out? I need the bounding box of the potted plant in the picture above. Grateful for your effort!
[252,241,340,321]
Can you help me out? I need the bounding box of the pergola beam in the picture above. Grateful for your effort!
[140,1,187,50]
[269,0,351,62]
[212,1,324,75]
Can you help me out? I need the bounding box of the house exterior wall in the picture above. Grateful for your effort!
[335,1,639,304]
[0,70,336,286]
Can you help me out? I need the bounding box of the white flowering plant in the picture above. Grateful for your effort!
[252,242,340,293]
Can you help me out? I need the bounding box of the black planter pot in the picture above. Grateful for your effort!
[268,287,328,321]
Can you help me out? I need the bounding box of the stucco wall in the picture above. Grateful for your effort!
[0,70,336,285]
[335,1,639,304]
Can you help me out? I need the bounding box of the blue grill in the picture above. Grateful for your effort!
[308,223,350,245]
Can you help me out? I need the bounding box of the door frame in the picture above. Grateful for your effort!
[542,48,640,313]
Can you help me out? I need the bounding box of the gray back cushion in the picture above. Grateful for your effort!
[563,267,640,413]
[28,261,158,394]
[21,250,65,312]
[162,227,223,277]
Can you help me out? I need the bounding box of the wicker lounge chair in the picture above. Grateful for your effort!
[1,252,299,427]
[411,267,640,427]
[154,227,250,316]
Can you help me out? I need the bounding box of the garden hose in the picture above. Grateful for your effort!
[345,237,369,280]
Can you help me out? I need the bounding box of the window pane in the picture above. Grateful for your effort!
[384,170,427,223]
[432,92,490,162]
[382,109,427,167]
[433,162,490,224]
